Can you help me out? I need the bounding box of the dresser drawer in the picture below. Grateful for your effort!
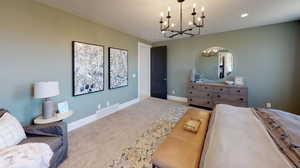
[187,90,212,98]
[213,86,230,94]
[188,97,213,108]
[213,95,248,106]
[188,83,200,90]
[198,85,214,92]
[229,87,248,95]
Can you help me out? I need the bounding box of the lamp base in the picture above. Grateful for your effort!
[42,98,55,119]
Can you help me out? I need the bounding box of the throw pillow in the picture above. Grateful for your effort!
[0,113,26,150]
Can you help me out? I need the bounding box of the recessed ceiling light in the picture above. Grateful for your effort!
[241,13,249,18]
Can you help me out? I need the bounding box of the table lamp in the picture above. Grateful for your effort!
[34,81,60,119]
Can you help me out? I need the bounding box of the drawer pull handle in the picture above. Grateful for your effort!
[237,90,241,93]
[190,91,192,94]
[192,86,195,88]
[240,98,244,101]
[220,88,223,91]
[207,101,210,104]
[189,99,193,101]
[204,87,208,89]
[207,94,210,97]
[217,95,221,98]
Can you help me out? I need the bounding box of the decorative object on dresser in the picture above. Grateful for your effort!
[187,82,248,108]
[34,81,60,119]
[108,47,128,89]
[72,41,104,96]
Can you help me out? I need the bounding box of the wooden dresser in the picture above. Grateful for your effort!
[187,82,248,108]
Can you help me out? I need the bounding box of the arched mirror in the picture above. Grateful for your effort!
[200,47,233,79]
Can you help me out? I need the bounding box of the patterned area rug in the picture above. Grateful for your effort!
[108,103,187,168]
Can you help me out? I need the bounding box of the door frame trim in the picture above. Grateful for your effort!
[138,42,152,99]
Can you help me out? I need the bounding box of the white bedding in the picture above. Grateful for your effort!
[0,143,53,168]
[203,104,293,168]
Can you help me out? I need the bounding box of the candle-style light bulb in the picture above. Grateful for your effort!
[160,12,164,17]
[197,17,201,21]
[168,7,171,12]
[193,3,196,8]
[201,7,205,12]
[188,21,193,26]
[164,21,168,25]
[171,23,175,27]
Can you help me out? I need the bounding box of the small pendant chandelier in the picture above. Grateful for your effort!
[159,0,206,38]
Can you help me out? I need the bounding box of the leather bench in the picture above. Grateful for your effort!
[152,109,210,168]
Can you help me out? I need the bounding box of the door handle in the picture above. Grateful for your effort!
[163,78,167,81]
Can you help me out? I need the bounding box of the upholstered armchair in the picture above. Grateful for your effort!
[0,109,68,168]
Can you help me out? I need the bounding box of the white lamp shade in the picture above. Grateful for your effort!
[34,81,60,99]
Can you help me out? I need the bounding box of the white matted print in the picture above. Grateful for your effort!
[72,41,104,96]
[58,101,69,113]
[108,48,128,89]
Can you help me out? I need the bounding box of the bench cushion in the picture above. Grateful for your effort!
[152,137,200,168]
[170,109,210,150]
[152,109,210,168]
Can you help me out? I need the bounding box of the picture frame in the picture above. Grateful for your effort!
[72,41,105,96]
[57,101,69,113]
[108,47,128,89]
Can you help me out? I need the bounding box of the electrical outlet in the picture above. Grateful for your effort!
[266,102,272,108]
[106,101,110,107]
[172,90,176,95]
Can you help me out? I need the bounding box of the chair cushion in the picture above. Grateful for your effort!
[20,136,62,152]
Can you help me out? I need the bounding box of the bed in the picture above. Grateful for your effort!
[201,104,300,168]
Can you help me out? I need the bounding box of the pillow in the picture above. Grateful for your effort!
[0,113,26,150]
[184,119,201,133]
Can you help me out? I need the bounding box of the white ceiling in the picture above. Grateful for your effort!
[34,0,300,42]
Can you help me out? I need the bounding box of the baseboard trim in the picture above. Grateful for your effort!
[167,95,188,103]
[68,98,140,132]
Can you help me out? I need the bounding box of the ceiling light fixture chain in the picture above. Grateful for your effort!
[159,0,206,38]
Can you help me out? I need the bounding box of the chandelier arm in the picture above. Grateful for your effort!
[168,33,180,38]
[159,0,206,38]
[180,2,183,32]
[183,32,195,37]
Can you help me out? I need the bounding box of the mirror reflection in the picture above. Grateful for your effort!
[196,47,233,80]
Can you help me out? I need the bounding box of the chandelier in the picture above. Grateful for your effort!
[159,0,206,38]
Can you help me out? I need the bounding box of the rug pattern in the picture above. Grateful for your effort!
[108,104,187,168]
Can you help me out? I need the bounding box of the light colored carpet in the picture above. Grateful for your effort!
[59,98,194,168]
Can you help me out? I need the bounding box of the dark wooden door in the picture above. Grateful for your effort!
[151,46,167,99]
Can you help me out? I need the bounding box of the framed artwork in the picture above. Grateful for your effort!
[57,101,69,113]
[108,47,128,89]
[72,41,104,96]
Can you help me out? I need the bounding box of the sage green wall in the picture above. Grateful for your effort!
[0,0,147,124]
[154,21,300,114]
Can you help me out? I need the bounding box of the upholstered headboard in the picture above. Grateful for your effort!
[0,109,8,118]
